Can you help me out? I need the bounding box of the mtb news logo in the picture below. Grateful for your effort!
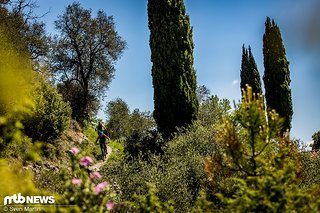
[3,193,55,205]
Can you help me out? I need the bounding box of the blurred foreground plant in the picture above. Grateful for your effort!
[57,148,116,213]
[0,26,35,157]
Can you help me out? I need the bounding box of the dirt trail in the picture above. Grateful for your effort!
[89,145,112,171]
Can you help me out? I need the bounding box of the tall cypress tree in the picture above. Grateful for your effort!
[240,45,262,95]
[263,17,293,133]
[148,0,198,138]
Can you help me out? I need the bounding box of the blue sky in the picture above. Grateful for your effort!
[35,0,320,144]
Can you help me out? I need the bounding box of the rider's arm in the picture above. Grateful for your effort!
[104,133,110,140]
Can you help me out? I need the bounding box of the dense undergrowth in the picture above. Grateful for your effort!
[2,80,320,212]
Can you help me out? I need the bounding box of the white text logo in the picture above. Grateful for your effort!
[3,193,55,205]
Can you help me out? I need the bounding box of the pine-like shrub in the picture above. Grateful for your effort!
[205,86,320,212]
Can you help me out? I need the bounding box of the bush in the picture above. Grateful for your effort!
[105,98,130,139]
[102,123,218,212]
[105,98,156,140]
[57,149,117,213]
[0,27,35,157]
[300,151,320,190]
[198,95,231,127]
[34,169,65,194]
[160,123,218,210]
[205,87,320,212]
[131,184,175,212]
[101,92,230,212]
[23,78,71,142]
[124,130,164,160]
[0,159,41,206]
[311,130,320,151]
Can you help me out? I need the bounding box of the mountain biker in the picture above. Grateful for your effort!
[95,123,110,161]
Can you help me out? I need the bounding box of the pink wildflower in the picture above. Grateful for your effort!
[90,171,102,180]
[72,178,82,186]
[80,156,93,166]
[106,201,114,210]
[94,181,108,194]
[70,147,80,155]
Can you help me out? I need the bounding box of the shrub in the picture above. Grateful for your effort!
[0,27,35,157]
[300,151,320,190]
[131,184,175,213]
[23,78,71,142]
[159,123,218,210]
[105,99,156,140]
[0,159,41,206]
[57,149,117,212]
[101,93,229,211]
[198,95,231,127]
[128,109,156,136]
[105,98,130,139]
[102,123,218,212]
[0,116,27,158]
[124,130,164,160]
[205,86,320,212]
[311,130,320,151]
[34,169,65,194]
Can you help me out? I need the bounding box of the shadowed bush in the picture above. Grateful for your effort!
[23,78,71,142]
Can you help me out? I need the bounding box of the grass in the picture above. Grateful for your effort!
[107,139,125,163]
[82,125,100,160]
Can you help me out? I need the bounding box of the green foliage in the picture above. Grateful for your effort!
[0,115,28,157]
[217,86,283,176]
[162,123,218,209]
[102,123,218,212]
[107,139,125,163]
[58,150,117,213]
[23,78,71,142]
[129,109,156,136]
[299,151,320,190]
[51,2,126,123]
[0,26,35,157]
[34,169,65,194]
[131,184,175,213]
[124,130,164,160]
[58,81,100,123]
[240,45,262,95]
[0,159,43,205]
[82,124,101,159]
[105,98,130,139]
[148,0,199,138]
[84,124,98,143]
[197,85,211,104]
[218,169,319,212]
[23,140,42,163]
[263,17,293,133]
[0,1,49,66]
[105,98,156,140]
[311,130,320,151]
[206,86,320,212]
[198,95,231,127]
[192,191,215,213]
[102,91,230,211]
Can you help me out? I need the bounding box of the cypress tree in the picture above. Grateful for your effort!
[263,17,293,133]
[148,0,198,138]
[240,45,262,95]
